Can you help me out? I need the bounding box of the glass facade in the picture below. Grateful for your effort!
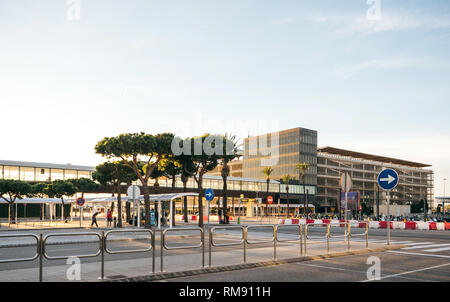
[243,127,318,187]
[0,163,92,182]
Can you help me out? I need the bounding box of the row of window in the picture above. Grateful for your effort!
[0,166,92,182]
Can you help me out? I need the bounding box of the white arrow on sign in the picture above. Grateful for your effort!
[380,175,396,184]
[206,192,213,198]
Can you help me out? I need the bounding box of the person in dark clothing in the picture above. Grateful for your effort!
[218,208,223,224]
[91,211,99,227]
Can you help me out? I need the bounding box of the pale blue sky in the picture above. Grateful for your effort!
[0,0,449,196]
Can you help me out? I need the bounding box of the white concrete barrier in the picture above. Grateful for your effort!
[417,222,429,230]
[369,221,380,229]
[392,221,405,230]
[285,219,292,225]
[436,222,445,231]
[314,219,323,225]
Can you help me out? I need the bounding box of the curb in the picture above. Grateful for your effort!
[104,245,407,282]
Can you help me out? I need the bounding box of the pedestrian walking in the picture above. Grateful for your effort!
[218,208,223,224]
[106,209,112,227]
[91,211,99,227]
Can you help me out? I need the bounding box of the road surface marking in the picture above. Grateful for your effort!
[387,251,450,259]
[400,242,434,246]
[423,247,450,253]
[295,263,435,282]
[364,262,450,282]
[402,243,450,250]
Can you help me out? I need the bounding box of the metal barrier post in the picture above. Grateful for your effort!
[152,230,156,274]
[100,231,105,280]
[327,224,330,254]
[347,223,351,251]
[366,223,369,249]
[39,234,43,282]
[243,227,247,264]
[160,230,164,272]
[202,226,205,268]
[273,226,277,260]
[299,224,303,256]
[304,224,307,256]
[209,228,212,267]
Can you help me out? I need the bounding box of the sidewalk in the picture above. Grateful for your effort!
[0,238,398,282]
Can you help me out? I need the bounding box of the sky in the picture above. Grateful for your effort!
[0,0,449,197]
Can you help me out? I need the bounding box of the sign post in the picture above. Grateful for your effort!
[76,197,85,228]
[205,188,214,226]
[377,169,399,246]
[127,185,141,228]
[340,173,352,221]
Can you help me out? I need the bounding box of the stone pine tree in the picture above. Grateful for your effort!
[95,132,174,228]
[219,134,241,224]
[46,180,77,221]
[175,134,222,227]
[0,180,32,224]
[92,161,137,228]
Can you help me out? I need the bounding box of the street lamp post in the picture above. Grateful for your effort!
[443,178,447,217]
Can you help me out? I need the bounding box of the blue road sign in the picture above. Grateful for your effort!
[377,169,399,191]
[205,188,214,201]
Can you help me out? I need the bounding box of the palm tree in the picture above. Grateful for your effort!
[262,167,274,217]
[282,174,293,218]
[220,134,241,224]
[295,162,310,217]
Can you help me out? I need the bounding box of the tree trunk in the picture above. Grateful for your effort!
[197,175,204,228]
[126,202,131,222]
[222,175,228,224]
[142,184,151,228]
[9,202,16,224]
[183,180,188,223]
[117,185,123,228]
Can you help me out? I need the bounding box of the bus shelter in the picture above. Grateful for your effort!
[84,193,198,229]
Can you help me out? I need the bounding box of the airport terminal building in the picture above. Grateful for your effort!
[0,127,435,218]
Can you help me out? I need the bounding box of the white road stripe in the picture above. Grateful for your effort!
[423,247,450,253]
[364,262,450,282]
[387,251,450,259]
[402,242,434,246]
[402,244,450,250]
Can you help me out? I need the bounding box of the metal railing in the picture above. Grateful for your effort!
[246,225,276,261]
[0,222,373,281]
[0,233,40,263]
[275,224,303,259]
[305,223,330,255]
[104,229,155,276]
[209,225,245,266]
[161,227,204,272]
